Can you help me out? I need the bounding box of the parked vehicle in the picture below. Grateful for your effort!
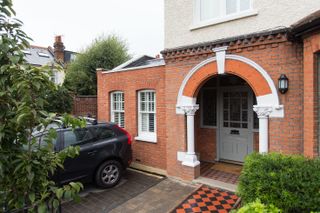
[33,118,132,188]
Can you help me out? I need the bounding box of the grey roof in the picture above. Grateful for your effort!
[23,46,77,67]
[112,55,165,71]
[24,46,55,66]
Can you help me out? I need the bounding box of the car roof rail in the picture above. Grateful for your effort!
[79,116,98,125]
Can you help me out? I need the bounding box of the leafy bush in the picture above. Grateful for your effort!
[0,1,85,212]
[235,199,281,213]
[237,153,320,212]
[44,85,73,114]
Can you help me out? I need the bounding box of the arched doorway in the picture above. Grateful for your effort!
[195,74,258,163]
[176,47,284,168]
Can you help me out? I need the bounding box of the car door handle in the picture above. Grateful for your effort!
[87,150,97,156]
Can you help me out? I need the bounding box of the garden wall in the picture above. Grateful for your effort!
[72,95,97,117]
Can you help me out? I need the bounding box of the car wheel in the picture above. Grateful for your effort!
[95,160,122,188]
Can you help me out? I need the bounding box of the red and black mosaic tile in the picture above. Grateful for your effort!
[173,186,239,213]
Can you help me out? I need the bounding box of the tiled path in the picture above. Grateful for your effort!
[200,162,241,185]
[173,186,239,213]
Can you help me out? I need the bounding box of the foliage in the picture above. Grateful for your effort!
[234,199,281,213]
[0,1,85,212]
[64,34,131,95]
[237,153,320,212]
[43,85,73,114]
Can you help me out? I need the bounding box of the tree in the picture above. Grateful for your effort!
[43,85,74,114]
[0,0,83,211]
[64,35,131,95]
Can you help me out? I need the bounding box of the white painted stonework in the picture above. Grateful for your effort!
[179,105,200,167]
[164,0,320,49]
[253,106,273,153]
[213,46,227,74]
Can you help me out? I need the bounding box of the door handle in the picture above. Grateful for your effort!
[87,150,97,156]
[230,130,240,135]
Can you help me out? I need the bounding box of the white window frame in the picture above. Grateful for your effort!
[110,91,125,128]
[135,90,157,143]
[192,0,257,30]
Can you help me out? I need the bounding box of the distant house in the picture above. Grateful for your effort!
[24,36,77,85]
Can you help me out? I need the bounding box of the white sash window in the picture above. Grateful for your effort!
[136,90,157,143]
[110,91,125,128]
[193,0,255,28]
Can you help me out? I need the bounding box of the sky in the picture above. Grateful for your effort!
[13,0,164,57]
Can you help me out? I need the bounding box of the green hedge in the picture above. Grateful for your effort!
[237,153,320,212]
[234,199,281,213]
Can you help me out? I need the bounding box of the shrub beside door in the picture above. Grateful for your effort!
[237,152,320,212]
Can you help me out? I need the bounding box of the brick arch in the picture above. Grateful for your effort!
[183,59,271,98]
[176,54,283,118]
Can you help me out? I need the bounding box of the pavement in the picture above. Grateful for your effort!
[62,168,239,213]
[62,168,198,213]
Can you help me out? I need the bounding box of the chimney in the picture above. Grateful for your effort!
[54,35,65,62]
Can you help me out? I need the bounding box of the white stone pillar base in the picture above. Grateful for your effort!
[182,154,200,167]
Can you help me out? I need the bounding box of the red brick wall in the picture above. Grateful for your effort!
[72,96,97,117]
[303,32,320,158]
[195,105,216,162]
[97,66,167,170]
[163,39,304,179]
[96,33,319,181]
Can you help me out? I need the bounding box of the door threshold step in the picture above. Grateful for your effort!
[193,176,237,192]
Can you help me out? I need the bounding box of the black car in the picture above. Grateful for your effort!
[33,120,132,188]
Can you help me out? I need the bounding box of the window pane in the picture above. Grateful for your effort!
[226,0,237,15]
[35,135,57,149]
[93,127,115,140]
[141,113,148,131]
[201,0,221,21]
[202,89,217,126]
[140,92,146,101]
[64,128,93,147]
[111,92,125,127]
[242,110,248,121]
[120,112,125,128]
[240,0,250,11]
[139,91,156,133]
[141,102,146,111]
[230,97,241,121]
[149,113,155,132]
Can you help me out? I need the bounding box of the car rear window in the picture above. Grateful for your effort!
[92,126,115,140]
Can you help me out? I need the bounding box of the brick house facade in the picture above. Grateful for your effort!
[97,2,320,181]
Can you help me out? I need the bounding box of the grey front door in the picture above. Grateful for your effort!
[219,88,253,162]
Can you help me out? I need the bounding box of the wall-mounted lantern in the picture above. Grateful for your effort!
[278,74,289,94]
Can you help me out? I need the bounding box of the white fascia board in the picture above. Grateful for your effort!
[102,63,165,74]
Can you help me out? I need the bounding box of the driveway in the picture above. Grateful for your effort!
[62,168,197,213]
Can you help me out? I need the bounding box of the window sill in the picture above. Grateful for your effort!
[190,10,258,31]
[134,136,157,143]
